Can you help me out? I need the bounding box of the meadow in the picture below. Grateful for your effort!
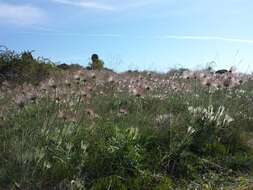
[0,48,253,189]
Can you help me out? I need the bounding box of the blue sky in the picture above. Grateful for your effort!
[0,0,253,73]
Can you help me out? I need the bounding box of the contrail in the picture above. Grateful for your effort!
[157,35,253,44]
[15,29,253,44]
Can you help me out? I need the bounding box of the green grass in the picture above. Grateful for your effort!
[0,85,253,189]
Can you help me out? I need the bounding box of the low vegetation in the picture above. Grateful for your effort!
[0,48,253,189]
[0,46,57,85]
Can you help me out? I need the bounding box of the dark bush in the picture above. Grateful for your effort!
[89,54,104,70]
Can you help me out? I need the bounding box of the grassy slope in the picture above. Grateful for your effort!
[0,50,253,189]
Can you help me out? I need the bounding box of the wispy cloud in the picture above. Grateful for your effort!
[157,35,253,44]
[117,0,164,10]
[51,0,114,10]
[17,30,122,38]
[0,2,46,26]
[14,28,253,44]
[50,0,163,11]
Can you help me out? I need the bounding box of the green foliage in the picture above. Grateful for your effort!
[89,60,104,70]
[0,47,56,85]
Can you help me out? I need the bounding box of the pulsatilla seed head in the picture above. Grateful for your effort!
[48,79,57,89]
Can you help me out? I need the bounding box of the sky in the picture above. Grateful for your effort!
[0,0,253,73]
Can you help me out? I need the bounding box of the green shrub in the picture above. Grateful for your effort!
[89,54,104,70]
[0,47,56,85]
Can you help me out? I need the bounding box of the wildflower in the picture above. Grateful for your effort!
[86,85,93,92]
[144,85,151,91]
[80,89,89,97]
[230,78,241,87]
[132,88,144,97]
[147,72,152,76]
[85,108,99,119]
[71,180,75,186]
[119,108,128,115]
[171,85,177,91]
[14,95,27,108]
[2,81,9,86]
[48,79,57,89]
[40,82,48,91]
[223,78,231,88]
[25,92,37,102]
[70,89,76,96]
[64,79,71,87]
[57,111,67,120]
[138,75,144,80]
[74,74,81,81]
[108,76,115,83]
[73,70,83,80]
[54,96,61,103]
[201,77,212,87]
[90,72,96,79]
[182,72,190,79]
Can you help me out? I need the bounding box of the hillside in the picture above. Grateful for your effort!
[0,50,253,189]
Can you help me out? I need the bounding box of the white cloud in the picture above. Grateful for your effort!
[51,0,114,10]
[157,35,253,44]
[0,2,46,25]
[50,0,162,11]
